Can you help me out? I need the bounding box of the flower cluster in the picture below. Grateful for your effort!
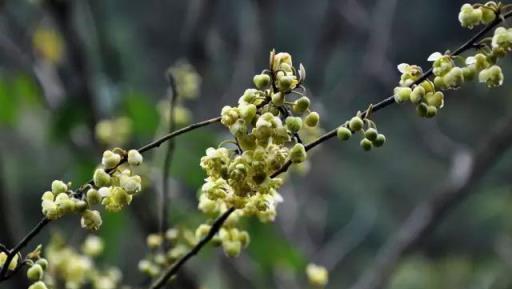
[40,149,144,231]
[30,234,122,289]
[138,229,196,277]
[458,2,498,29]
[336,114,386,151]
[393,3,510,119]
[193,51,321,256]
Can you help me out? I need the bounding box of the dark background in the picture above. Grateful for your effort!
[1,0,512,289]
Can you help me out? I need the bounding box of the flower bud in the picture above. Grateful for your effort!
[416,103,428,117]
[458,4,482,29]
[360,138,373,151]
[277,75,294,91]
[393,87,412,103]
[41,191,54,202]
[36,258,48,271]
[306,264,329,288]
[373,134,386,147]
[271,92,285,106]
[462,65,476,80]
[41,200,60,220]
[27,264,44,281]
[292,96,310,114]
[239,231,250,248]
[426,105,438,118]
[102,150,121,169]
[410,86,425,104]
[93,169,111,187]
[86,188,101,206]
[433,76,447,90]
[289,143,307,163]
[481,6,496,24]
[222,240,242,257]
[80,210,103,231]
[420,80,435,93]
[364,128,378,141]
[0,252,18,271]
[195,224,211,240]
[425,91,444,109]
[120,175,142,195]
[51,180,68,195]
[285,117,303,133]
[147,234,163,249]
[127,149,143,166]
[253,74,271,89]
[55,193,74,215]
[479,65,504,87]
[28,281,48,289]
[239,104,257,122]
[336,126,352,141]
[443,67,464,88]
[304,112,320,127]
[349,117,364,131]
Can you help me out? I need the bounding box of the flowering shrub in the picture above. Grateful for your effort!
[1,2,512,289]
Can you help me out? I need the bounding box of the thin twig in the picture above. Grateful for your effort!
[159,74,178,242]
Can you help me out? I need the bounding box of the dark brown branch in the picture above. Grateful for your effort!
[348,113,512,289]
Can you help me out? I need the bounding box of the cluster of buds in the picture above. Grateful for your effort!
[138,229,196,278]
[41,180,87,220]
[336,114,386,151]
[195,51,321,257]
[40,149,144,232]
[25,246,49,289]
[458,2,498,29]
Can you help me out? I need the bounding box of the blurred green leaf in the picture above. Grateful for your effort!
[123,90,159,138]
[0,77,19,126]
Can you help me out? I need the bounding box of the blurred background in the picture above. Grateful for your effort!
[1,0,512,289]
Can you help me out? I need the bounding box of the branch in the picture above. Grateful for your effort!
[2,8,512,283]
[348,113,512,289]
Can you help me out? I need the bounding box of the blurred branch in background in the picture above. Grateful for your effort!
[350,113,512,289]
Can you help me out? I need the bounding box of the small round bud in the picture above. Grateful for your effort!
[420,80,435,93]
[253,74,271,89]
[360,138,373,151]
[101,150,121,169]
[462,65,476,80]
[51,180,68,195]
[128,149,143,166]
[349,117,364,131]
[410,86,425,104]
[373,134,386,147]
[364,128,378,141]
[443,67,464,88]
[426,105,438,118]
[36,259,48,271]
[93,169,111,187]
[55,193,74,215]
[289,143,307,163]
[304,112,320,127]
[285,117,303,133]
[86,188,101,206]
[393,87,412,103]
[292,97,310,114]
[223,240,242,257]
[336,126,352,141]
[27,264,44,281]
[28,281,48,289]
